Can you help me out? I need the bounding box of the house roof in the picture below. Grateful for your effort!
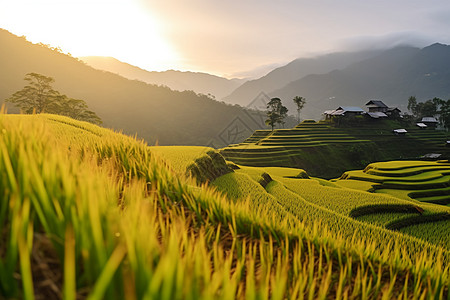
[387,107,401,112]
[365,100,388,108]
[416,123,427,128]
[324,109,345,116]
[368,112,388,119]
[337,106,365,112]
[421,117,438,123]
[422,153,441,159]
[393,129,407,134]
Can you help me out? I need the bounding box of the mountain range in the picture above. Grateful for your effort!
[86,44,450,122]
[222,50,382,107]
[270,44,450,119]
[2,27,450,146]
[80,56,246,100]
[0,29,278,147]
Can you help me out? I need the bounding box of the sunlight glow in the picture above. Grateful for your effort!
[0,0,180,71]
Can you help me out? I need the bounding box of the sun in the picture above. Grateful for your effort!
[0,0,180,71]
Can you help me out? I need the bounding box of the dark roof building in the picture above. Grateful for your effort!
[366,100,388,113]
[421,117,439,128]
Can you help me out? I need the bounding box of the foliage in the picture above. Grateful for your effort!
[221,119,450,178]
[338,160,450,211]
[5,72,57,114]
[407,96,437,118]
[5,73,101,124]
[292,96,306,123]
[434,97,450,130]
[265,98,288,131]
[406,95,450,129]
[1,114,449,299]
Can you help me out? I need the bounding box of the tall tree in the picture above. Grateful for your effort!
[52,94,102,125]
[433,97,450,130]
[292,96,306,123]
[407,96,438,119]
[5,73,102,124]
[265,98,288,131]
[6,72,58,113]
[407,96,417,116]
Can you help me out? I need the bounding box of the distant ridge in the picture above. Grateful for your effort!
[80,56,245,100]
[271,43,450,119]
[0,29,268,146]
[223,50,382,106]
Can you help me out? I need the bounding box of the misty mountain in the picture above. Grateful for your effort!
[271,44,450,119]
[0,29,279,146]
[223,50,382,107]
[80,56,246,100]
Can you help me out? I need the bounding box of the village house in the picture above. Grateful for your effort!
[421,117,439,128]
[323,106,365,120]
[323,100,401,121]
[365,100,401,119]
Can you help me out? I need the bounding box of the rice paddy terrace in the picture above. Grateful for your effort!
[1,114,449,299]
[220,120,450,178]
[337,160,450,207]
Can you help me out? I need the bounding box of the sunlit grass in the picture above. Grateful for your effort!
[0,114,449,299]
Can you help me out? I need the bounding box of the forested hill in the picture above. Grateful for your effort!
[0,29,268,146]
[271,44,450,119]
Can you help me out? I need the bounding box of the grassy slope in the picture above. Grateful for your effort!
[220,120,450,178]
[222,166,450,249]
[0,114,449,299]
[0,29,272,147]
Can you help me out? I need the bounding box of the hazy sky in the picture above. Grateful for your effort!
[1,0,450,78]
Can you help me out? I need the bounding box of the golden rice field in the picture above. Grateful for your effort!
[0,114,449,299]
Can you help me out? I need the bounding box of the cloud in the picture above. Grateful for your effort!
[336,32,438,52]
[228,62,286,79]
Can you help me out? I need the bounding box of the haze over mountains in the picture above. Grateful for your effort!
[223,44,450,120]
[271,43,450,119]
[223,50,383,106]
[83,43,450,123]
[80,56,246,100]
[0,29,275,147]
[2,27,450,147]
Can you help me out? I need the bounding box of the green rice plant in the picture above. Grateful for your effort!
[278,178,418,215]
[1,114,449,299]
[333,179,376,191]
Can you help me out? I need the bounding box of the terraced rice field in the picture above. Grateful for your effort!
[2,115,449,299]
[210,165,450,249]
[220,121,377,176]
[221,120,450,178]
[336,160,450,207]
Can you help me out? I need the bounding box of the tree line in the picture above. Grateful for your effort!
[265,96,306,131]
[4,73,102,125]
[407,96,450,129]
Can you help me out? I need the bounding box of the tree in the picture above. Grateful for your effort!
[5,73,102,124]
[433,97,450,130]
[53,94,102,125]
[265,98,288,131]
[407,95,438,119]
[6,72,58,113]
[292,96,306,123]
[279,105,288,128]
[407,96,418,116]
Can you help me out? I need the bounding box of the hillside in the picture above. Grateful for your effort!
[223,50,381,106]
[272,44,450,119]
[80,56,245,100]
[220,119,450,178]
[0,29,267,147]
[1,114,448,299]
